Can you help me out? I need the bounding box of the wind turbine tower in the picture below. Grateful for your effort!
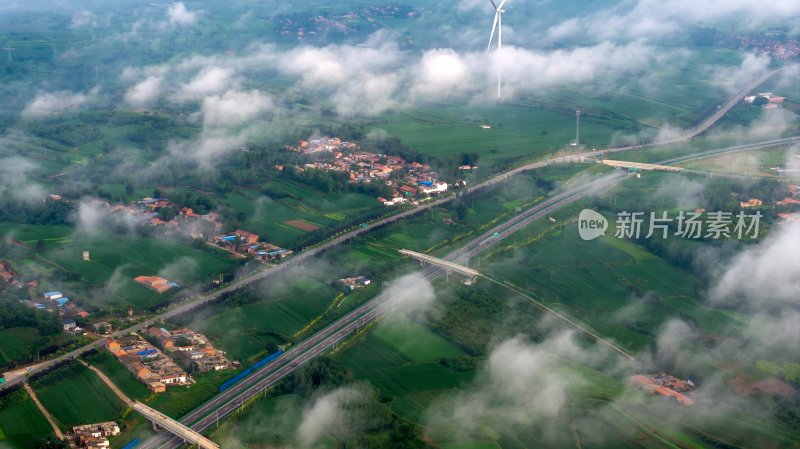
[574,109,581,147]
[2,45,13,63]
[487,0,506,99]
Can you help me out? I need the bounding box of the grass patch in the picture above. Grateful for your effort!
[0,225,242,311]
[0,389,55,449]
[83,351,150,401]
[0,327,40,368]
[32,362,127,429]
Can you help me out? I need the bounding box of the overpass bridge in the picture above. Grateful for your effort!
[398,249,480,281]
[132,402,220,449]
[82,361,219,449]
[601,159,685,173]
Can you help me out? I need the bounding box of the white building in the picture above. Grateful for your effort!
[422,182,448,195]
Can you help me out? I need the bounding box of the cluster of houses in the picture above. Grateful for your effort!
[630,372,696,406]
[778,184,800,222]
[0,261,18,287]
[339,276,371,290]
[285,137,451,206]
[744,92,788,109]
[23,291,91,331]
[215,229,293,262]
[105,334,191,393]
[377,180,450,207]
[736,36,800,61]
[106,198,224,238]
[68,421,120,449]
[147,326,235,373]
[288,136,358,155]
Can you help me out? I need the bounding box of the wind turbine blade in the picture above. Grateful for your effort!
[487,12,499,51]
[497,0,507,9]
[489,0,498,11]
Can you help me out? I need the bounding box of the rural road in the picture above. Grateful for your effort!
[0,66,785,395]
[137,129,794,448]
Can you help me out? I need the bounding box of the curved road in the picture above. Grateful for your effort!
[3,68,789,446]
[1,66,779,393]
[141,114,800,449]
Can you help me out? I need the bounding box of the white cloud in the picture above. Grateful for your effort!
[124,76,162,107]
[166,128,252,169]
[73,198,137,236]
[22,90,92,118]
[167,2,197,27]
[384,272,439,323]
[70,10,96,29]
[296,387,368,449]
[158,256,197,283]
[710,221,800,309]
[712,53,772,94]
[546,0,800,43]
[200,89,274,128]
[410,49,472,99]
[425,331,614,440]
[0,156,45,202]
[173,66,237,102]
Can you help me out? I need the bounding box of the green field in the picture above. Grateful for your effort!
[338,320,476,421]
[0,224,243,310]
[211,394,306,448]
[223,179,382,248]
[83,351,150,401]
[0,389,55,449]
[0,327,40,368]
[32,362,127,429]
[371,48,739,173]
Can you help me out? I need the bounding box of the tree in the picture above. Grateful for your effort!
[158,207,176,222]
[35,438,69,449]
[753,96,770,106]
[125,183,134,196]
[35,240,45,253]
[455,202,468,221]
[459,152,479,167]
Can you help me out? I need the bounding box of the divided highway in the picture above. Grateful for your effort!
[141,129,800,449]
[2,66,792,447]
[1,66,781,393]
[138,171,626,449]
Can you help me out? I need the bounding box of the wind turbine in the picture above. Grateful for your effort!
[2,45,14,63]
[487,0,506,99]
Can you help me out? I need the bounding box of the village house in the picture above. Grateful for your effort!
[0,261,17,285]
[233,229,260,244]
[339,276,371,290]
[740,198,763,208]
[63,318,77,332]
[104,334,192,391]
[134,275,178,293]
[146,326,234,372]
[69,421,120,449]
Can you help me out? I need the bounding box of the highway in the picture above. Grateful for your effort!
[137,171,627,449]
[139,129,800,449]
[2,66,791,447]
[0,66,783,393]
